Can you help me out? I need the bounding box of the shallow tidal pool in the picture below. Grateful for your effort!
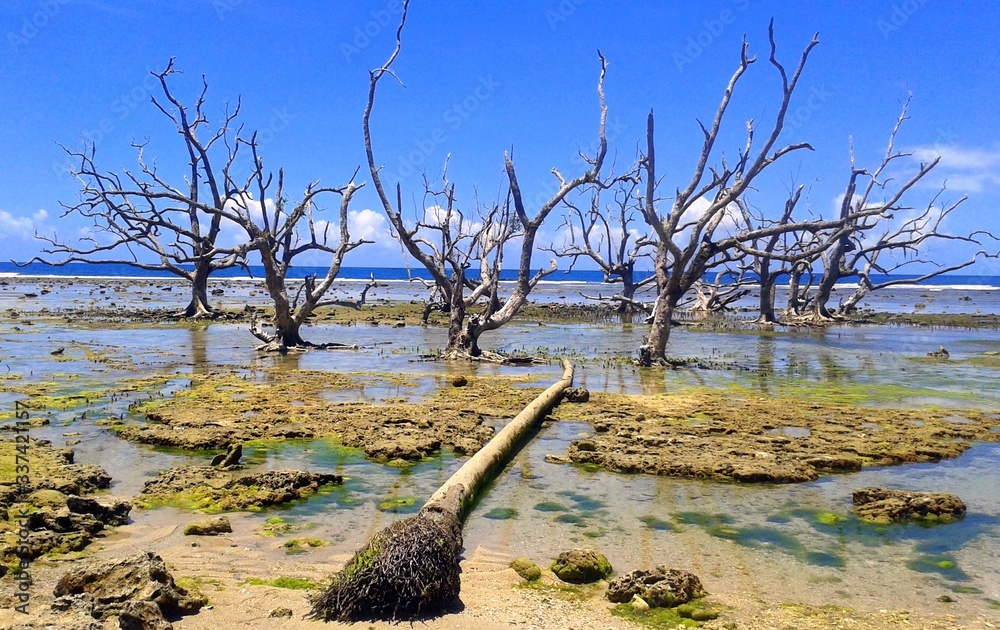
[1,307,999,618]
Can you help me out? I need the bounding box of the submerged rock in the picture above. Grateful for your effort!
[606,566,706,607]
[551,549,612,584]
[852,487,966,524]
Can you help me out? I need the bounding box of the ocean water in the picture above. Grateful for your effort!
[3,261,1000,315]
[3,261,999,288]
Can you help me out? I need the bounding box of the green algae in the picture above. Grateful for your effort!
[555,490,607,512]
[675,511,847,569]
[673,512,735,528]
[949,586,981,594]
[283,538,327,553]
[258,516,297,537]
[533,501,569,512]
[483,507,518,520]
[554,513,586,525]
[816,512,848,527]
[514,579,592,601]
[243,576,320,590]
[907,554,968,579]
[135,478,340,514]
[610,603,699,628]
[376,496,418,513]
[639,515,680,532]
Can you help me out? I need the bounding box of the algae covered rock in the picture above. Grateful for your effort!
[564,387,590,403]
[509,557,542,582]
[852,487,966,524]
[136,466,342,511]
[551,548,612,583]
[606,565,706,607]
[27,488,69,509]
[365,436,441,461]
[183,515,233,536]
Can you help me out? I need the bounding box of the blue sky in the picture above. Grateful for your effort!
[2,0,998,273]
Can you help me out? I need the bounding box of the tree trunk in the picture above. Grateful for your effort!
[757,266,778,324]
[812,275,837,320]
[444,302,474,357]
[639,289,675,366]
[181,264,214,318]
[309,360,575,622]
[786,264,806,316]
[255,245,308,349]
[616,265,638,314]
[839,286,867,314]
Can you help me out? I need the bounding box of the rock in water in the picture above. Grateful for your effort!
[219,443,243,467]
[564,387,590,403]
[852,487,966,524]
[551,549,612,583]
[52,551,205,626]
[607,566,706,607]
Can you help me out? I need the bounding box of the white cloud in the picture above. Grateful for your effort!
[908,144,1000,193]
[675,197,740,244]
[349,208,393,246]
[422,204,482,238]
[0,208,48,239]
[911,145,1000,171]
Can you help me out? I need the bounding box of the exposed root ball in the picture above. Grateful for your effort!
[308,506,462,622]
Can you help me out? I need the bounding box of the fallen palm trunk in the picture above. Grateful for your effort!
[308,359,574,622]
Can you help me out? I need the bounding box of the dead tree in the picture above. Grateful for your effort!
[807,100,999,319]
[636,23,823,365]
[363,0,608,360]
[681,270,751,316]
[837,192,998,313]
[548,175,657,314]
[227,143,372,351]
[733,186,830,323]
[26,59,248,318]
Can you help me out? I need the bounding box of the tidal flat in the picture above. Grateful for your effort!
[1,276,999,629]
